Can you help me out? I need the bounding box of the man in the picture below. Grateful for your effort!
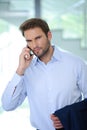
[1,18,87,130]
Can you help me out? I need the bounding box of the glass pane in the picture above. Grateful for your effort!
[41,0,86,46]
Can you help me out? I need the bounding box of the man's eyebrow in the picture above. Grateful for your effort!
[35,35,42,39]
[26,39,32,42]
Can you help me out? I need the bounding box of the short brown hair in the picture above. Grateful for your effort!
[19,18,50,36]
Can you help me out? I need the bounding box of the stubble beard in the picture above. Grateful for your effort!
[38,40,50,59]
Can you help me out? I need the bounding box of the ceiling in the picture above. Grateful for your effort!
[0,0,85,26]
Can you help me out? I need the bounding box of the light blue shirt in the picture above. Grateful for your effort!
[2,46,87,130]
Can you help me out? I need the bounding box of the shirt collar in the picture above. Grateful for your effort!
[32,45,62,66]
[52,45,62,61]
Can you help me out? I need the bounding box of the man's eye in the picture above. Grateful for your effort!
[36,36,41,40]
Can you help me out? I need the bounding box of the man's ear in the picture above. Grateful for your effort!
[47,31,52,40]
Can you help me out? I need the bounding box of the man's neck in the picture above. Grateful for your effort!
[40,46,54,64]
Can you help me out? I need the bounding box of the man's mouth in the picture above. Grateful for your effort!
[34,47,41,54]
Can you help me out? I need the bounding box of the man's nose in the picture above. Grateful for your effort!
[30,40,37,48]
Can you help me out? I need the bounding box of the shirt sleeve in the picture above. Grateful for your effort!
[1,73,27,111]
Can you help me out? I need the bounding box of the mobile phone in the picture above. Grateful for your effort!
[29,49,33,56]
[26,45,36,57]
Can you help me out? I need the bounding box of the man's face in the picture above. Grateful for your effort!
[24,27,52,58]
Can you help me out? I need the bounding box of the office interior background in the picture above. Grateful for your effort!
[0,0,87,130]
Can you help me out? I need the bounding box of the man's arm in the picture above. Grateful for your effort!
[1,73,26,111]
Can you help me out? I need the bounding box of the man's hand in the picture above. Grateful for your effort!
[51,114,63,129]
[16,47,33,75]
